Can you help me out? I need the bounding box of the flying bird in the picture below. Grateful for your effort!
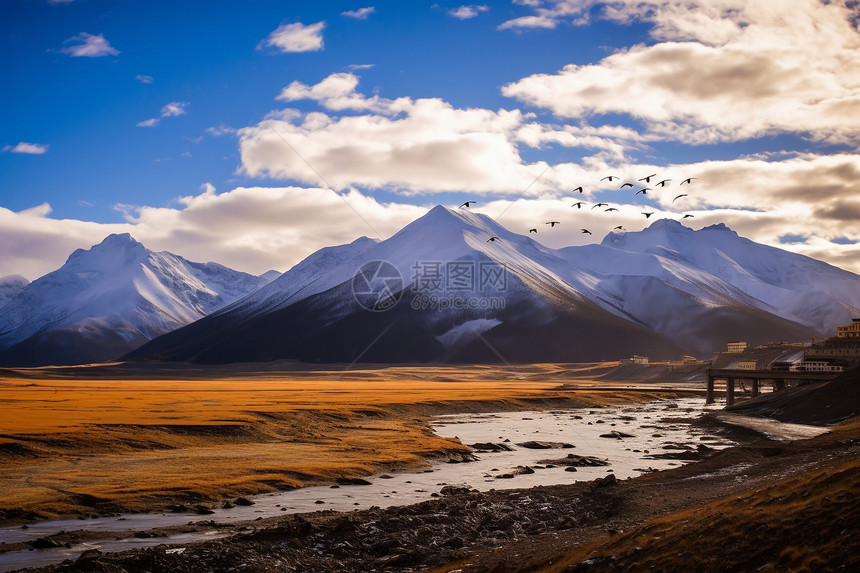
[572,201,586,209]
[459,201,477,208]
[683,214,695,218]
[614,225,624,230]
[605,207,619,212]
[581,229,592,234]
[529,228,538,233]
[572,186,583,193]
[680,177,698,185]
[601,175,619,182]
[487,236,499,242]
[642,212,654,218]
[635,188,650,195]
[592,202,608,209]
[546,221,561,227]
[620,182,634,188]
[655,179,671,187]
[673,194,688,202]
[639,174,657,183]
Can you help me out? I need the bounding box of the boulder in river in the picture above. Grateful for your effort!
[516,441,575,449]
[336,477,373,486]
[599,431,635,439]
[539,454,610,467]
[469,442,514,452]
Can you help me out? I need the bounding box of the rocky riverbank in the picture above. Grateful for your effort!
[9,407,858,572]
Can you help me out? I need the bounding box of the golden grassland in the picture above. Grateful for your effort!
[0,362,676,522]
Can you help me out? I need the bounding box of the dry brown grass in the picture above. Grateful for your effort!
[0,362,668,522]
[518,427,860,573]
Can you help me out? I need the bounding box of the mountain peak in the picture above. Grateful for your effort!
[101,232,142,246]
[645,218,689,231]
[65,233,150,271]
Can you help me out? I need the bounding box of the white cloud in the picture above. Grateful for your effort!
[2,159,859,282]
[258,21,325,53]
[2,142,48,154]
[245,73,562,195]
[135,74,154,84]
[341,7,375,19]
[449,5,490,19]
[0,187,425,280]
[501,1,860,146]
[137,102,189,127]
[205,124,236,136]
[60,32,119,57]
[161,102,188,118]
[498,15,558,30]
[160,101,189,117]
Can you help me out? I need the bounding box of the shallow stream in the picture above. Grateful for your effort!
[0,397,733,571]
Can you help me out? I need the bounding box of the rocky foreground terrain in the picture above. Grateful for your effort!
[11,370,859,573]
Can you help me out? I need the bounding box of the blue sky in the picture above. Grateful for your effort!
[2,0,859,279]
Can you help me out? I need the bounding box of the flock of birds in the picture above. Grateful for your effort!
[459,173,698,243]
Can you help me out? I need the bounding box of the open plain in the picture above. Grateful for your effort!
[0,361,681,523]
[1,362,857,572]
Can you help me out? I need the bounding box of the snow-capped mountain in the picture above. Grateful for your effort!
[129,205,858,365]
[0,234,276,366]
[0,274,29,308]
[598,219,860,335]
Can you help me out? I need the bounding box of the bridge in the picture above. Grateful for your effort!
[706,368,840,405]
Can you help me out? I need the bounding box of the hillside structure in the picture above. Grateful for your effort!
[707,319,860,405]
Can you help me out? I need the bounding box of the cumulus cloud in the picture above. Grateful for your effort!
[501,0,860,146]
[2,142,48,154]
[136,118,159,128]
[60,32,119,57]
[2,163,859,282]
[247,73,565,194]
[449,5,490,19]
[341,7,375,19]
[0,187,424,280]
[258,21,325,53]
[135,74,154,84]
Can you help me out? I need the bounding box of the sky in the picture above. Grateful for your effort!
[2,0,860,281]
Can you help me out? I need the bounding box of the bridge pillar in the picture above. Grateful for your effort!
[706,374,715,404]
[751,378,759,398]
[726,377,735,406]
[774,378,785,392]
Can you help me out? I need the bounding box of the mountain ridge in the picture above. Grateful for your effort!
[127,206,858,365]
[0,234,276,366]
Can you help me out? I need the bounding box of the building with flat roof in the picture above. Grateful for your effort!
[837,318,860,339]
[726,341,748,353]
[805,318,860,367]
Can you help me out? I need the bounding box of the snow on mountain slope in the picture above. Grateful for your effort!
[601,220,860,334]
[128,207,858,365]
[0,234,275,365]
[224,205,587,324]
[0,274,29,309]
[221,236,379,321]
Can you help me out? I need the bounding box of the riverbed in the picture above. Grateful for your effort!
[0,397,734,571]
